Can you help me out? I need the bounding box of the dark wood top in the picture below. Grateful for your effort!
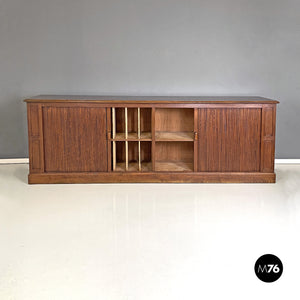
[24,95,279,104]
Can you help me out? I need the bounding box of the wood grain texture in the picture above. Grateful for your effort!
[26,97,278,184]
[155,131,194,141]
[27,103,44,173]
[152,107,156,171]
[114,107,152,136]
[155,108,194,132]
[141,108,152,133]
[198,108,262,172]
[26,102,268,109]
[155,142,194,162]
[43,107,107,172]
[155,161,193,172]
[194,108,198,172]
[28,172,276,184]
[107,108,112,172]
[112,132,152,141]
[115,141,151,165]
[115,162,152,172]
[25,95,279,104]
[260,105,276,172]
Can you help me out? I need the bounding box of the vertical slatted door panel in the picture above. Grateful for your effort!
[198,108,261,172]
[43,107,107,172]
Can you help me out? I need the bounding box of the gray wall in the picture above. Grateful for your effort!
[1,0,299,158]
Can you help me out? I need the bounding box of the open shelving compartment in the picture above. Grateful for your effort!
[155,108,194,172]
[111,107,195,173]
[111,107,152,172]
[114,107,152,140]
[114,141,152,172]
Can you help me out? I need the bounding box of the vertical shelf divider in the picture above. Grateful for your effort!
[125,107,128,139]
[125,107,128,171]
[112,107,116,171]
[194,108,198,172]
[137,108,141,138]
[138,108,141,171]
[138,141,141,171]
[152,107,155,171]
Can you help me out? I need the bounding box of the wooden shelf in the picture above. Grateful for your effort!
[155,161,193,172]
[115,162,152,172]
[113,132,152,141]
[155,131,194,141]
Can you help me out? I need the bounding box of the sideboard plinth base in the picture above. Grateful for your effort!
[28,172,276,184]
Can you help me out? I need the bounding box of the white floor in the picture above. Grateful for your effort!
[0,164,300,300]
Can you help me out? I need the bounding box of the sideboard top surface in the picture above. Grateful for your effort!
[24,95,279,104]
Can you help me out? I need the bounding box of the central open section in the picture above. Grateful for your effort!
[155,108,194,172]
[111,107,194,172]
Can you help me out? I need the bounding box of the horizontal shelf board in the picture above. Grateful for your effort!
[112,132,152,141]
[115,162,152,172]
[155,131,194,141]
[155,161,193,172]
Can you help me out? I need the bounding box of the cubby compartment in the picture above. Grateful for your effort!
[155,142,194,172]
[112,107,151,140]
[113,141,152,172]
[139,142,152,171]
[140,108,152,139]
[155,108,194,141]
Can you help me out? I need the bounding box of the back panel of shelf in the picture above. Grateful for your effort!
[155,108,194,133]
[155,141,194,172]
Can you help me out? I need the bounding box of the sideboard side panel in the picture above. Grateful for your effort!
[27,103,44,173]
[198,108,261,172]
[260,105,276,172]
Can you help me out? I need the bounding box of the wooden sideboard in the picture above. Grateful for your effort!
[25,95,279,183]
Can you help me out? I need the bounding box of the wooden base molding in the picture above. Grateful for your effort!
[28,172,276,184]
